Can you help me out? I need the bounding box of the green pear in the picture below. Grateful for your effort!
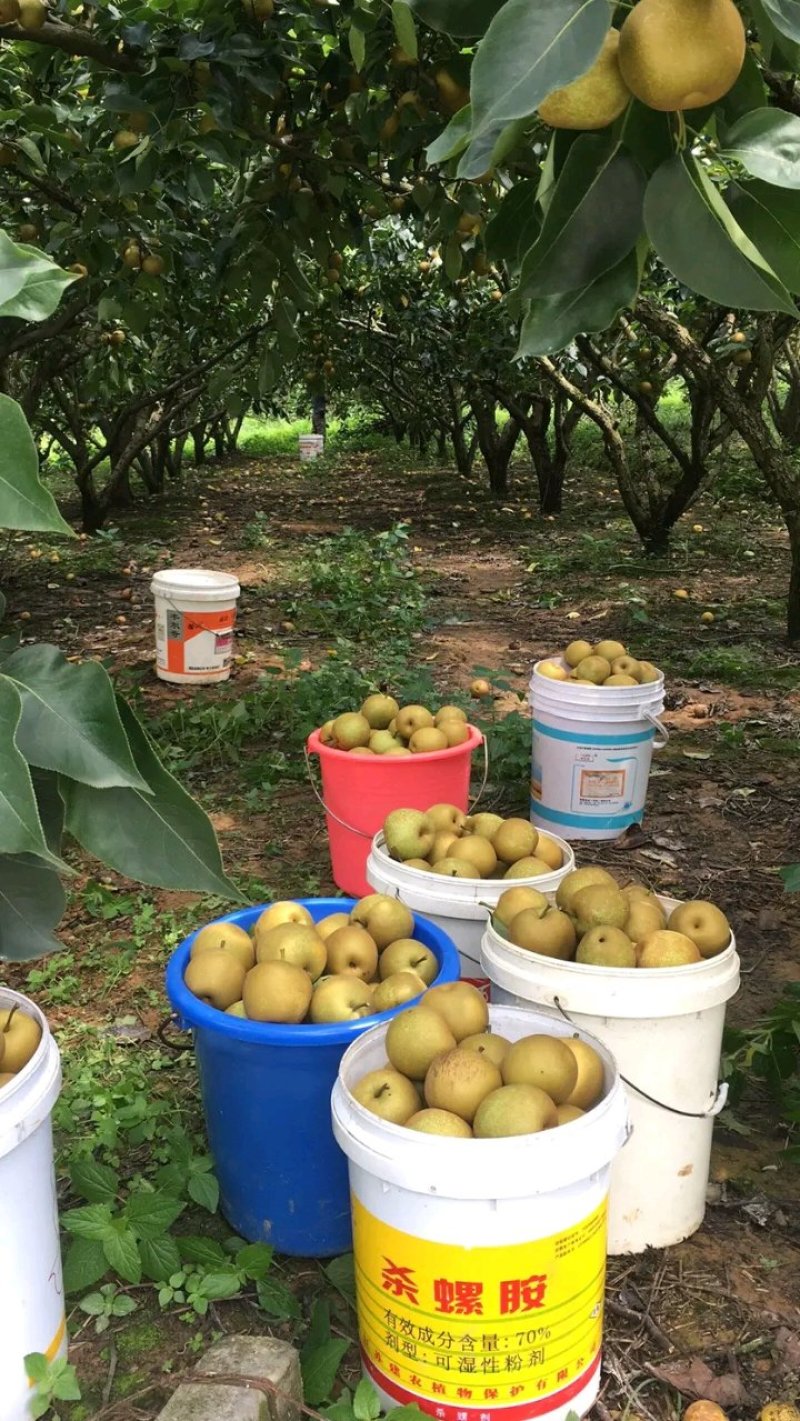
[576,926,637,968]
[360,693,400,729]
[571,884,628,934]
[331,712,371,750]
[406,1108,472,1137]
[384,808,435,861]
[473,1084,556,1137]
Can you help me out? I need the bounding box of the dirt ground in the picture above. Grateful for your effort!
[3,442,799,1419]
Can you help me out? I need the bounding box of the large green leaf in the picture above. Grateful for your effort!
[456,116,529,181]
[0,678,58,861]
[0,231,77,322]
[426,107,473,165]
[392,1,418,58]
[761,0,800,41]
[718,48,768,123]
[0,395,74,535]
[486,180,541,268]
[643,153,798,316]
[517,248,640,357]
[517,136,645,299]
[61,698,241,899]
[727,180,800,294]
[408,0,508,37]
[722,108,800,189]
[2,645,149,790]
[0,853,66,961]
[469,0,609,139]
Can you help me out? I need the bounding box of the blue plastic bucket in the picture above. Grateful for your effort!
[165,898,460,1257]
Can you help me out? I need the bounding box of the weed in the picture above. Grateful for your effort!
[288,524,426,644]
[723,983,800,1159]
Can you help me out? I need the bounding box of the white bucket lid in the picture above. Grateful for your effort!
[0,989,61,1159]
[150,568,241,601]
[366,832,575,921]
[530,659,665,721]
[481,896,740,1019]
[331,1003,629,1199]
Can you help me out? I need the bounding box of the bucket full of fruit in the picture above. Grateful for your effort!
[1,988,66,1421]
[306,693,484,896]
[165,895,460,1257]
[366,805,574,991]
[530,637,667,841]
[479,864,740,1255]
[331,985,629,1421]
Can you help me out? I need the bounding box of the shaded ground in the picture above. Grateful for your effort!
[3,436,799,1419]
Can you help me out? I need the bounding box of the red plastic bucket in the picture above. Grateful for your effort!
[307,725,484,896]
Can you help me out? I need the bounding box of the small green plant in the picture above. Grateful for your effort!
[24,1354,81,1418]
[722,982,800,1158]
[289,524,426,643]
[78,1282,138,1333]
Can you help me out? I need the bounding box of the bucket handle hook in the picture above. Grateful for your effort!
[553,996,729,1119]
[303,737,490,841]
[643,708,669,750]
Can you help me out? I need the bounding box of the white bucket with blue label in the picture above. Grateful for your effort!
[529,661,668,841]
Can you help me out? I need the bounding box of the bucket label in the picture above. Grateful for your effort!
[156,605,236,676]
[352,1195,606,1421]
[531,720,654,829]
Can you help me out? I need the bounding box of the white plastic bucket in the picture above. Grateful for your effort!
[366,831,575,993]
[299,434,324,461]
[529,661,668,841]
[332,1004,629,1421]
[150,568,240,685]
[0,989,66,1421]
[480,899,740,1255]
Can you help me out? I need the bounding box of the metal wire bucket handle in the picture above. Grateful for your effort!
[552,995,728,1119]
[642,707,669,750]
[304,735,490,840]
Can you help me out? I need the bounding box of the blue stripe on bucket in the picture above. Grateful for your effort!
[531,798,644,831]
[532,718,653,746]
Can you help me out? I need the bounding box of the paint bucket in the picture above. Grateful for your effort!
[529,661,667,840]
[299,434,324,461]
[480,899,740,1254]
[365,829,574,993]
[306,726,484,897]
[165,899,461,1257]
[151,568,240,685]
[0,989,66,1421]
[332,1003,629,1421]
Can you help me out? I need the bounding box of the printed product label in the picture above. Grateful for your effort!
[532,722,651,820]
[352,1195,606,1421]
[156,605,236,675]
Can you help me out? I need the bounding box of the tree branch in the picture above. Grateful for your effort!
[0,18,144,72]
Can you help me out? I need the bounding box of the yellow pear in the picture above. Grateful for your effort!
[406,1108,472,1137]
[460,1032,511,1068]
[556,865,617,913]
[576,925,637,968]
[668,901,731,957]
[619,0,745,111]
[538,30,631,130]
[492,818,538,864]
[449,834,498,877]
[191,922,255,971]
[501,1035,578,1104]
[638,930,702,968]
[625,898,666,942]
[563,1038,605,1109]
[571,883,628,933]
[564,639,593,667]
[503,856,553,879]
[533,833,563,870]
[509,908,576,959]
[474,1083,556,1137]
[494,886,548,930]
[537,660,570,680]
[574,655,611,684]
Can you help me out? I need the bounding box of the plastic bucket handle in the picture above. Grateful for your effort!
[642,707,670,750]
[304,736,490,841]
[552,995,727,1119]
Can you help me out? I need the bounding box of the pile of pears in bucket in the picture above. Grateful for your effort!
[351,981,605,1138]
[492,866,732,969]
[0,1004,43,1091]
[538,638,661,688]
[383,804,565,878]
[184,896,444,1024]
[319,694,476,754]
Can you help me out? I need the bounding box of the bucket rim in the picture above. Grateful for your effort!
[332,1003,630,1199]
[480,899,741,1017]
[307,723,482,762]
[150,568,241,598]
[165,897,461,1046]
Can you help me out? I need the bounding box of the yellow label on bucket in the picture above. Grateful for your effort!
[352,1196,606,1421]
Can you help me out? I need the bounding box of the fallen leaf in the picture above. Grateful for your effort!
[683,750,712,760]
[646,1358,747,1407]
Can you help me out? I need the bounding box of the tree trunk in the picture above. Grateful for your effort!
[312,393,327,437]
[450,420,475,476]
[193,424,206,463]
[788,509,800,642]
[472,399,521,498]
